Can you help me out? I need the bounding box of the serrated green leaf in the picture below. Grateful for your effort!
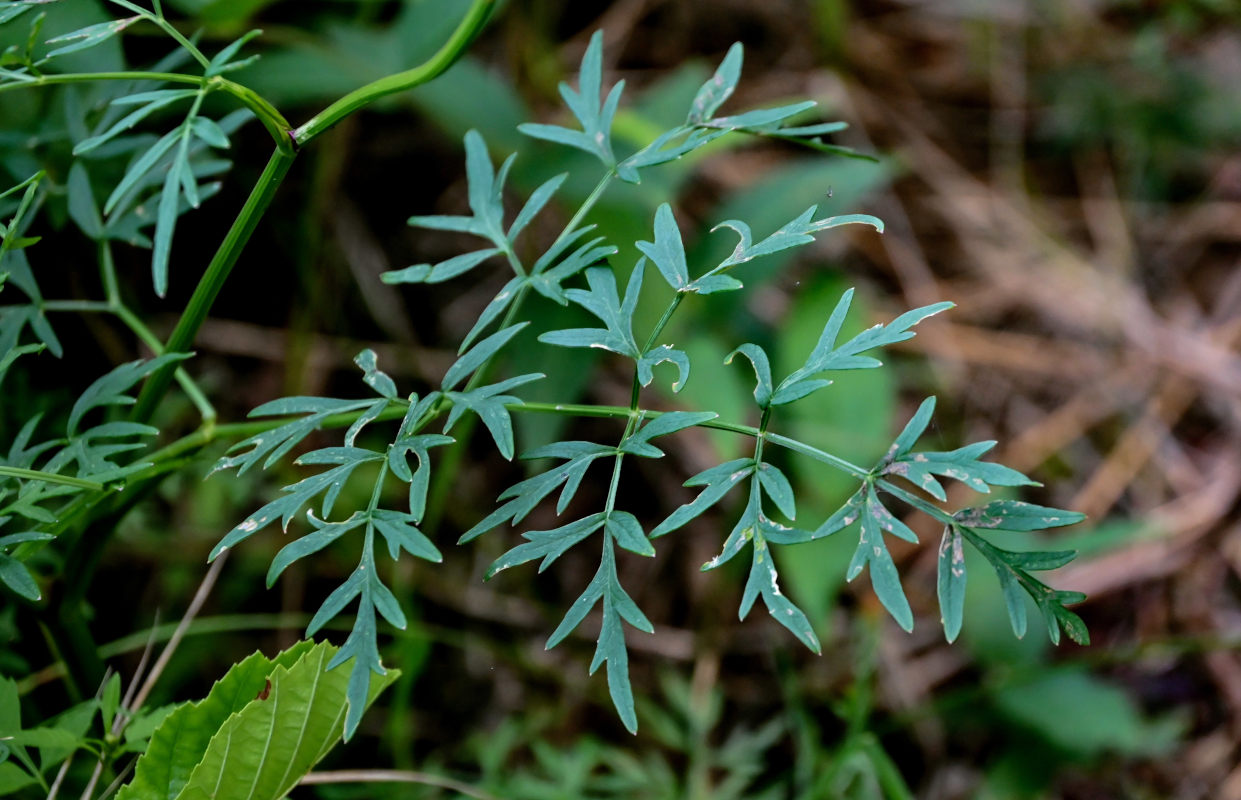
[128,641,396,800]
[266,512,366,586]
[104,127,180,216]
[518,30,622,167]
[884,444,1037,501]
[117,643,314,800]
[371,510,441,563]
[997,568,1027,638]
[622,410,716,453]
[151,160,181,297]
[205,29,262,77]
[427,248,502,283]
[214,397,374,476]
[739,535,820,652]
[704,100,817,132]
[459,444,613,543]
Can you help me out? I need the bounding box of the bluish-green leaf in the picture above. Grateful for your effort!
[441,322,527,391]
[45,15,139,58]
[635,203,688,291]
[189,117,229,149]
[372,509,441,563]
[846,490,914,631]
[688,42,742,124]
[637,344,689,392]
[652,458,754,537]
[757,462,795,520]
[508,173,566,242]
[725,343,773,407]
[954,500,1086,532]
[486,513,606,579]
[607,511,653,557]
[937,526,966,643]
[887,396,935,463]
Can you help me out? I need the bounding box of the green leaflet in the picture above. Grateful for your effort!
[518,30,622,167]
[937,525,966,643]
[117,641,398,800]
[539,263,692,393]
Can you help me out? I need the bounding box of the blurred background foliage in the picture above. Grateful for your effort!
[3,0,1241,797]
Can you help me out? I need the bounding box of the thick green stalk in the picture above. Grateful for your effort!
[292,0,495,146]
[129,146,296,424]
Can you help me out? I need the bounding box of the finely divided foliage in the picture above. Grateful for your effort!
[214,31,1089,735]
[0,3,1088,782]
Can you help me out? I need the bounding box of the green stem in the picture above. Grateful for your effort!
[641,293,685,354]
[0,72,292,149]
[766,431,870,478]
[129,146,296,424]
[99,238,121,306]
[292,0,495,146]
[39,300,112,313]
[874,479,954,525]
[543,170,615,260]
[42,240,217,422]
[0,466,102,491]
[115,304,216,422]
[116,0,211,68]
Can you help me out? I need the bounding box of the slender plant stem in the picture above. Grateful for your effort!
[875,479,954,524]
[641,293,685,353]
[129,553,228,713]
[129,146,296,425]
[292,0,495,145]
[43,283,216,421]
[114,304,216,421]
[46,754,73,800]
[112,0,211,68]
[0,72,292,147]
[0,466,102,491]
[299,770,498,800]
[98,239,121,306]
[550,170,615,256]
[40,300,112,313]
